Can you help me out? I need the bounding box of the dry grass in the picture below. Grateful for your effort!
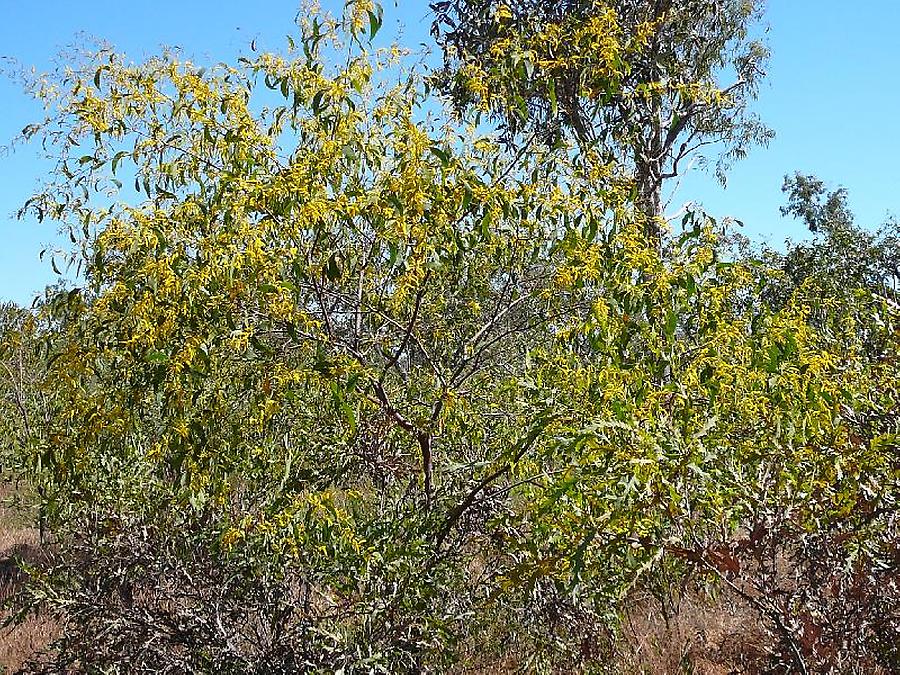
[0,483,57,675]
[450,588,775,674]
[615,590,771,674]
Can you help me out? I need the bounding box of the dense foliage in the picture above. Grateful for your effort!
[1,2,897,673]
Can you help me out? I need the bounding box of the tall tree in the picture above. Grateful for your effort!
[430,0,773,233]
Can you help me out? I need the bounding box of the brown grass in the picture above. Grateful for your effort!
[0,484,58,675]
[615,590,771,674]
[449,588,775,674]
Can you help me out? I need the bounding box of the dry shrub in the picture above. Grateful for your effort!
[732,519,900,674]
[2,480,896,674]
[630,512,900,675]
[11,520,340,674]
[616,589,769,674]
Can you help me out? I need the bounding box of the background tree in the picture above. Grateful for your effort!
[0,296,62,542]
[773,173,900,325]
[429,0,773,232]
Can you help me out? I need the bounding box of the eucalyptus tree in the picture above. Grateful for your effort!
[430,0,773,233]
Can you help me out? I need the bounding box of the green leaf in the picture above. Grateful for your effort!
[548,79,558,116]
[111,151,128,174]
[429,145,450,167]
[664,310,677,340]
[367,8,383,40]
[311,90,325,115]
[766,342,782,373]
[569,529,596,591]
[480,209,493,237]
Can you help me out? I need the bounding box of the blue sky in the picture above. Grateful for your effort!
[1,1,899,305]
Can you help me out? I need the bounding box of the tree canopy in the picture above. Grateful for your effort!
[429,0,773,227]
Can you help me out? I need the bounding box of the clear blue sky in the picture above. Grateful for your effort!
[2,1,899,305]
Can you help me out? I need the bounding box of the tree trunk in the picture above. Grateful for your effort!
[635,159,663,244]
